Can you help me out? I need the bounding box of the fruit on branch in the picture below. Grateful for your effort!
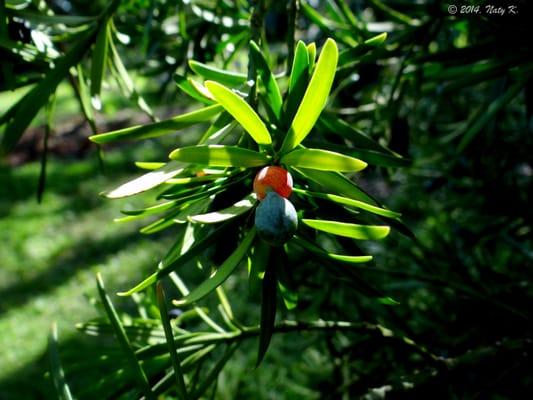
[255,191,298,246]
[253,166,293,200]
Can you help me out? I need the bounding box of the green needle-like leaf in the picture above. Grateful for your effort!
[293,188,401,219]
[189,193,257,224]
[174,73,215,104]
[293,168,379,205]
[189,60,247,86]
[48,323,73,400]
[119,222,237,296]
[89,105,222,143]
[156,283,189,400]
[280,38,339,154]
[96,273,154,400]
[289,41,309,93]
[250,40,283,120]
[205,80,272,145]
[169,145,269,167]
[104,161,186,198]
[282,148,367,172]
[292,236,373,264]
[90,21,109,109]
[302,219,390,240]
[1,28,96,153]
[174,228,256,306]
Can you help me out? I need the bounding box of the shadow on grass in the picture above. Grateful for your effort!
[0,146,157,217]
[0,315,149,400]
[0,229,153,316]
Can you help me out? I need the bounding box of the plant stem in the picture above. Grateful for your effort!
[287,0,299,74]
[247,0,266,107]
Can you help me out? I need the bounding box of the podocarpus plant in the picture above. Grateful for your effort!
[53,30,409,397]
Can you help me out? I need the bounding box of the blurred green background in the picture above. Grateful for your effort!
[1,0,532,399]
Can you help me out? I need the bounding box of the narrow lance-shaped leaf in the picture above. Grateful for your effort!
[205,80,272,145]
[293,167,379,205]
[256,250,278,367]
[249,40,283,120]
[169,145,270,167]
[156,283,189,400]
[280,38,339,154]
[293,188,401,219]
[190,343,239,399]
[338,32,387,67]
[107,28,154,119]
[302,219,390,240]
[284,41,309,124]
[1,28,96,153]
[292,236,373,264]
[76,65,97,132]
[282,148,367,172]
[89,105,222,143]
[458,79,525,152]
[96,273,154,400]
[37,95,55,203]
[90,21,109,110]
[48,323,74,400]
[119,221,236,296]
[174,227,256,306]
[189,193,256,224]
[307,42,316,72]
[289,41,309,93]
[103,161,186,198]
[174,73,214,104]
[189,60,247,86]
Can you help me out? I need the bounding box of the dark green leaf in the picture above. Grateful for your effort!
[250,40,283,120]
[156,283,189,400]
[256,250,278,367]
[119,221,237,296]
[48,323,74,400]
[90,21,109,109]
[96,273,154,400]
[174,228,256,306]
[1,28,96,153]
[89,105,222,143]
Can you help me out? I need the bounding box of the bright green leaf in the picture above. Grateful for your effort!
[280,38,339,153]
[282,148,367,172]
[189,60,247,86]
[293,188,401,218]
[302,219,390,240]
[293,167,379,205]
[189,193,256,224]
[104,161,186,198]
[292,236,373,264]
[205,80,272,145]
[169,145,269,167]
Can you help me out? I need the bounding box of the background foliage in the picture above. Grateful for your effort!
[0,0,532,399]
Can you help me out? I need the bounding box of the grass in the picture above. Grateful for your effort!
[0,143,176,399]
